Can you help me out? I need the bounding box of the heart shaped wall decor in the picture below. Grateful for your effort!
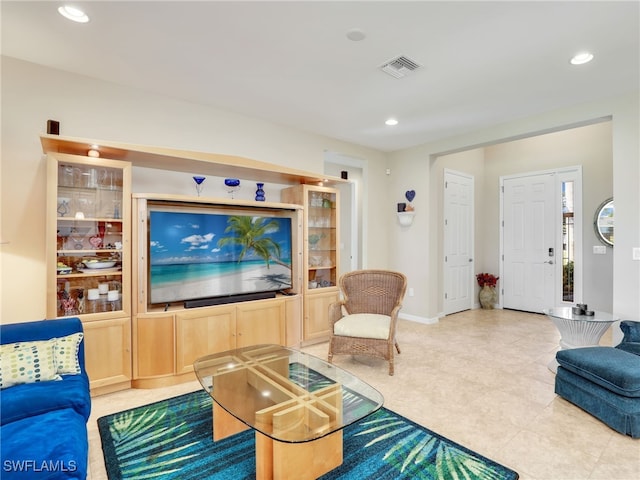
[405,190,416,202]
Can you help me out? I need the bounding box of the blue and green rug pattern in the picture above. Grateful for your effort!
[98,370,518,480]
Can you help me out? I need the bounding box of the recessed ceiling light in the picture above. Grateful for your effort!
[58,5,90,23]
[385,118,399,126]
[346,29,366,42]
[570,52,594,65]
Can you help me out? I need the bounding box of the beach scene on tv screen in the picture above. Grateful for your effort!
[149,210,292,304]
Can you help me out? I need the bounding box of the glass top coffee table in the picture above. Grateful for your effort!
[194,344,383,479]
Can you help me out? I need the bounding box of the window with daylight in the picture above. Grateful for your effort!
[562,181,575,302]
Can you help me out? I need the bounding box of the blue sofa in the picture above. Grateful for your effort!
[555,320,640,438]
[0,318,91,479]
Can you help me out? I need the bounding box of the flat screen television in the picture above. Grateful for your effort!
[147,203,293,306]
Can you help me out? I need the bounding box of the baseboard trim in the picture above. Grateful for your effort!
[399,312,439,325]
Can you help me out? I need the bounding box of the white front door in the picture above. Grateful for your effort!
[444,170,474,314]
[502,173,556,312]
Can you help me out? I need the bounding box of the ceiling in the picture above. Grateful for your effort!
[2,1,638,152]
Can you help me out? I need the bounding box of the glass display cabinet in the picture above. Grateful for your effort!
[47,154,131,319]
[281,184,339,342]
[46,151,132,395]
[306,188,338,290]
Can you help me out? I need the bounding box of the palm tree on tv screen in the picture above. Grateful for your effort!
[217,216,289,269]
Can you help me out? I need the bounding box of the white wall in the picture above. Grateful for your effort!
[389,93,639,326]
[1,57,388,323]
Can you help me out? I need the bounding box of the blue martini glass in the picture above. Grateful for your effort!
[193,176,205,196]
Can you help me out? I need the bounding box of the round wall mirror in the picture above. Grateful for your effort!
[594,198,614,247]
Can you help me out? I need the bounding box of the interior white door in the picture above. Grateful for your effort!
[324,153,364,274]
[502,173,556,312]
[444,170,474,314]
[336,180,356,274]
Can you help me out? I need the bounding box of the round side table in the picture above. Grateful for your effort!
[544,306,619,372]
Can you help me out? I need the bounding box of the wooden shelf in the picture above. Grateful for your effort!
[58,217,123,223]
[57,249,123,254]
[41,134,347,187]
[57,271,123,279]
[132,193,303,211]
[142,292,298,314]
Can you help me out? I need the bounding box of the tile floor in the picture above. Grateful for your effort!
[87,309,640,479]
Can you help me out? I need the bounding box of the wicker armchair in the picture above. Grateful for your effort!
[327,270,407,375]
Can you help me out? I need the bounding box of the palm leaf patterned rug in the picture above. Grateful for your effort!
[98,367,518,480]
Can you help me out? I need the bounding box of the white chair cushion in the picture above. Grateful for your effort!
[334,313,391,340]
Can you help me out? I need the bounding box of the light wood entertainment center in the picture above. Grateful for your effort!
[43,135,343,395]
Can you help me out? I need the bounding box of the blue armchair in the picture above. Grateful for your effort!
[617,320,640,355]
[554,319,640,438]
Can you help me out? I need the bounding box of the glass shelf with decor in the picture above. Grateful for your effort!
[47,153,131,319]
[282,185,339,292]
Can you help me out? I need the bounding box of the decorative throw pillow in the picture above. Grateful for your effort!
[0,340,61,389]
[53,332,84,375]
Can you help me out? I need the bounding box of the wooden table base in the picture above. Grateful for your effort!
[257,429,342,480]
[213,402,343,479]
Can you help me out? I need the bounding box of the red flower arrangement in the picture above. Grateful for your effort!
[476,273,499,288]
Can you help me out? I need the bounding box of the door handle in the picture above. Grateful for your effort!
[544,260,554,264]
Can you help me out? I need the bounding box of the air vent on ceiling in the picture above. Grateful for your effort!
[379,55,421,78]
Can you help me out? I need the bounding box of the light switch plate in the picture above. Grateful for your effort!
[633,247,640,261]
[593,245,606,254]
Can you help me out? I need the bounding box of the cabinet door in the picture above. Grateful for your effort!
[175,306,236,374]
[284,295,302,347]
[82,317,131,395]
[304,290,339,342]
[307,187,338,291]
[281,184,340,294]
[47,153,131,320]
[236,299,285,347]
[134,315,174,378]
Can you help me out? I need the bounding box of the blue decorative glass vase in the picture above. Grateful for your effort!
[255,183,266,201]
